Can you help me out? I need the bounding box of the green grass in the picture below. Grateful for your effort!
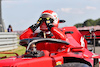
[0,46,26,58]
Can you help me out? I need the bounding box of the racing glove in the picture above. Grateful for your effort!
[30,18,43,32]
[45,18,54,30]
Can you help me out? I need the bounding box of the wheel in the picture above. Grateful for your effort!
[55,63,90,67]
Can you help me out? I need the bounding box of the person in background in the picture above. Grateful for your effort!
[7,25,13,32]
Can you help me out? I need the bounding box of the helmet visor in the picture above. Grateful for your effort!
[41,14,53,19]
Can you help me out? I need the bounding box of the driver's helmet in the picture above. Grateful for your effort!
[40,10,59,31]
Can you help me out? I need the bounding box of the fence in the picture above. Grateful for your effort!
[0,32,18,52]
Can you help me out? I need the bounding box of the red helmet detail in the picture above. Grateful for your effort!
[42,10,54,14]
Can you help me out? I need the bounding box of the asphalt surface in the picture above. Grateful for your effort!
[88,44,100,54]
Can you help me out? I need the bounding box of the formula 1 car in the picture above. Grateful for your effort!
[0,26,100,67]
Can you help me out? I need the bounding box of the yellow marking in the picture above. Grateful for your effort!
[46,20,50,23]
[46,18,50,20]
[56,61,62,65]
[39,18,42,21]
[37,22,40,24]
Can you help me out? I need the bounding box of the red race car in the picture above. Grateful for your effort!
[0,26,100,67]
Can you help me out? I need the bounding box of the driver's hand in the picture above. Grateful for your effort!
[37,17,43,26]
[30,18,43,32]
[45,18,54,30]
[33,17,43,27]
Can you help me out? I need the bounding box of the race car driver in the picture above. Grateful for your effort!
[20,10,66,41]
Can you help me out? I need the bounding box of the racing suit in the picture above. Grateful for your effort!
[20,22,67,53]
[20,23,66,41]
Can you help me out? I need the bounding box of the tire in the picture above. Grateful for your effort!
[55,63,90,67]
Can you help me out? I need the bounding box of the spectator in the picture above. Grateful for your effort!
[7,25,13,32]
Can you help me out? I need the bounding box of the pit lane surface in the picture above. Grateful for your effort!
[88,44,100,66]
[88,44,100,54]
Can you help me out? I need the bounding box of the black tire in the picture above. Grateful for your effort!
[55,63,90,67]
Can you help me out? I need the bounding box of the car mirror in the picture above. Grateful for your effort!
[71,47,85,52]
[59,20,66,23]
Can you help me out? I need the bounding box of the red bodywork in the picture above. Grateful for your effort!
[0,26,100,67]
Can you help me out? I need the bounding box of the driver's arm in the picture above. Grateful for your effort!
[50,27,66,41]
[19,27,37,40]
[46,23,66,41]
[20,18,43,40]
[20,23,40,40]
